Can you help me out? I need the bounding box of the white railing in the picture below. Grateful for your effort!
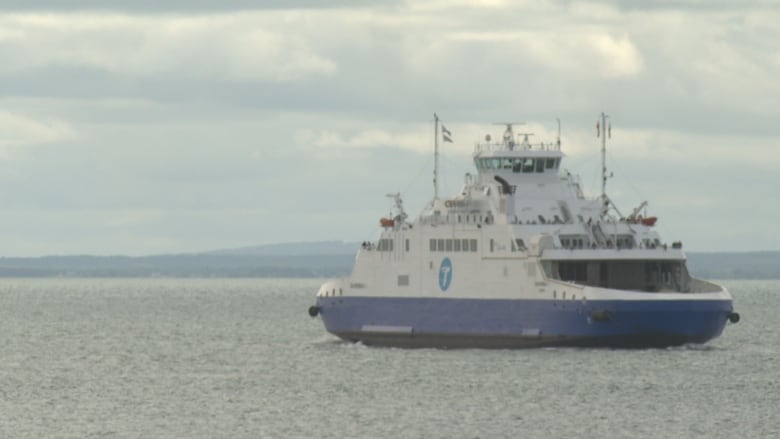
[474,141,561,154]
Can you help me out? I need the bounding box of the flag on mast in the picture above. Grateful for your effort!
[442,124,453,143]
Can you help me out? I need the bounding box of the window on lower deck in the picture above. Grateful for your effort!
[558,262,588,282]
[546,260,690,292]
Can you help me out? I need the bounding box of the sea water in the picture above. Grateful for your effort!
[0,278,776,438]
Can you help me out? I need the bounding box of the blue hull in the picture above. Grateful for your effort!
[316,296,733,348]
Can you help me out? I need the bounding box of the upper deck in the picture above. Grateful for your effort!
[471,125,565,184]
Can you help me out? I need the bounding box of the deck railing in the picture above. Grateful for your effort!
[474,141,561,154]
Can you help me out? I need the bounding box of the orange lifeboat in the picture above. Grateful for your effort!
[641,217,658,226]
[380,218,395,228]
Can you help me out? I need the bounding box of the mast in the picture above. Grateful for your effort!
[598,112,610,218]
[434,113,439,200]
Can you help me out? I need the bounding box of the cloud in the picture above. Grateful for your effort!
[0,0,403,13]
[0,12,338,82]
[444,30,644,79]
[0,1,777,255]
[0,110,75,152]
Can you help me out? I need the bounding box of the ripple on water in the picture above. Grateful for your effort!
[0,278,775,438]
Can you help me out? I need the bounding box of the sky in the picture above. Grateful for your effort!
[0,0,778,256]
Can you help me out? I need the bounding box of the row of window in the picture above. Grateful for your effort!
[375,239,413,252]
[427,238,529,253]
[560,237,639,249]
[560,237,588,249]
[376,239,394,252]
[475,157,560,173]
[429,238,478,253]
[380,235,643,254]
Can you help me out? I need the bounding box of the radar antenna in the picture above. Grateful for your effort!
[493,122,524,150]
[516,132,534,149]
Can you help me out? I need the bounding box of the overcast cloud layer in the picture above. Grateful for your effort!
[0,0,777,256]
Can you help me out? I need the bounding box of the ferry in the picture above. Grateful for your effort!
[309,113,740,348]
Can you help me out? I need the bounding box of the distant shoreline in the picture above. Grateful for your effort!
[0,248,777,279]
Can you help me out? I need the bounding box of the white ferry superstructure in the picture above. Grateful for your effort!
[309,114,740,348]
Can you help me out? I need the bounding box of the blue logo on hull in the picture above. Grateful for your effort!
[439,257,453,291]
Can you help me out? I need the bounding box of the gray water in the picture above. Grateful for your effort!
[0,278,776,438]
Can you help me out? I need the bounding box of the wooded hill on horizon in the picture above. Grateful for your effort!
[0,241,777,279]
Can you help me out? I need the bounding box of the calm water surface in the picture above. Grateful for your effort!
[0,278,776,438]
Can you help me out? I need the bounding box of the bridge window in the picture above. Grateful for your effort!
[523,158,535,173]
[437,239,445,252]
[446,239,453,252]
[430,239,436,252]
[454,239,461,252]
[545,158,556,169]
[535,159,544,173]
[470,239,478,252]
